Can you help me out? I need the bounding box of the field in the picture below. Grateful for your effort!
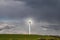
[0,34,60,40]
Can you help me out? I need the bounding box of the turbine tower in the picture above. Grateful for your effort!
[28,20,32,34]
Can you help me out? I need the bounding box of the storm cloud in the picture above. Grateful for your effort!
[0,0,60,35]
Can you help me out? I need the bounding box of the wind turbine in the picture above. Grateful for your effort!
[28,20,32,34]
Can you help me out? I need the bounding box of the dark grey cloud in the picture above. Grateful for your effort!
[0,0,60,23]
[14,0,60,22]
[0,0,34,20]
[0,23,15,31]
[0,0,60,35]
[41,25,60,30]
[25,0,60,22]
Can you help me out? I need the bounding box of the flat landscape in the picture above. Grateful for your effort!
[0,34,60,40]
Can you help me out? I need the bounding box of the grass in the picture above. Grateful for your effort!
[0,34,60,40]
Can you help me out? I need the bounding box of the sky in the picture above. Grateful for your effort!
[0,0,60,35]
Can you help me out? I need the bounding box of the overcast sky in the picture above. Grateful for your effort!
[0,0,60,35]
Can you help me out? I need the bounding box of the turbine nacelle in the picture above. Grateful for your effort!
[28,20,32,24]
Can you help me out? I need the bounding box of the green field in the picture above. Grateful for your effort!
[0,34,60,40]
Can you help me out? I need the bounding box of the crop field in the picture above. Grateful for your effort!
[0,34,60,40]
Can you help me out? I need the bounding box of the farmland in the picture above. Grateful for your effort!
[0,34,60,40]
